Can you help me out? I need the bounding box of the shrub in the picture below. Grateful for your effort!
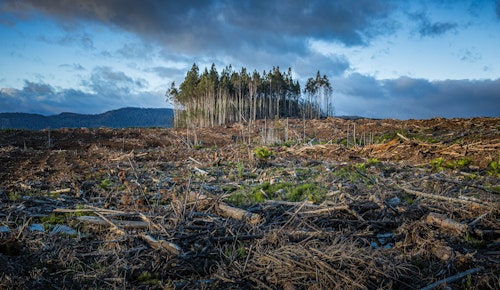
[254,147,273,163]
[488,156,500,178]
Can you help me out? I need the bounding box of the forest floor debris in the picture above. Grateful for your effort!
[0,117,499,289]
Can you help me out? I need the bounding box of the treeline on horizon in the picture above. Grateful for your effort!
[166,64,333,128]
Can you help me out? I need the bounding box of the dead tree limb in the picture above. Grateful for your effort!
[420,267,484,290]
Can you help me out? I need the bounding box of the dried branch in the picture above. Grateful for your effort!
[420,267,484,290]
[139,233,183,256]
[397,185,487,208]
[425,212,469,234]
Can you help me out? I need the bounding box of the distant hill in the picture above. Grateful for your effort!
[0,107,174,130]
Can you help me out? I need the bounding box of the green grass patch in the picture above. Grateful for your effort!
[137,271,161,286]
[463,234,484,248]
[334,166,365,182]
[99,178,113,190]
[285,183,327,203]
[227,181,327,206]
[430,157,472,171]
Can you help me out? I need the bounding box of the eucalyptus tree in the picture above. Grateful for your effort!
[167,64,331,128]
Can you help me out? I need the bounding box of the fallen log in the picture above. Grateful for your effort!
[188,192,262,225]
[76,216,149,230]
[425,212,469,234]
[217,202,261,225]
[397,185,488,208]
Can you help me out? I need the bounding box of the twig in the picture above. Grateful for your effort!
[193,166,208,176]
[139,233,183,256]
[397,132,410,142]
[188,157,202,165]
[127,156,152,210]
[468,211,490,227]
[298,205,349,215]
[420,267,484,290]
[278,200,309,232]
[50,188,71,195]
[264,200,316,207]
[347,208,366,221]
[93,211,125,235]
[397,185,487,208]
[430,174,500,194]
[138,212,167,234]
[211,234,263,242]
[76,216,149,229]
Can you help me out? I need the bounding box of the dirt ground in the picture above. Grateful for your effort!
[0,117,499,289]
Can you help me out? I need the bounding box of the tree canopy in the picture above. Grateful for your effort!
[166,64,333,128]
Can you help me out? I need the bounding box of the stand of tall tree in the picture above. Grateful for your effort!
[166,64,332,128]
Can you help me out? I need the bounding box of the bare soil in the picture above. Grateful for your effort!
[0,117,499,289]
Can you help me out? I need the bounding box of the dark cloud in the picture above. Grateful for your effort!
[116,42,155,60]
[335,74,500,119]
[0,68,161,115]
[496,0,500,18]
[419,21,457,37]
[409,11,458,37]
[2,0,395,54]
[84,66,148,97]
[223,0,393,46]
[39,31,95,50]
[459,49,481,63]
[58,63,86,71]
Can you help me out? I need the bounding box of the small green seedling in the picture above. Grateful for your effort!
[254,147,273,164]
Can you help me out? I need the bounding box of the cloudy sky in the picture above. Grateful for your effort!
[0,0,499,119]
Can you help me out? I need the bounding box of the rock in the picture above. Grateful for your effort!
[50,225,78,236]
[29,224,44,232]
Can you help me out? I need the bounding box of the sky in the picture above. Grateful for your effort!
[0,0,499,119]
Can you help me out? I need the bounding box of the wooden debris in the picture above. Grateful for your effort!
[218,202,261,225]
[50,188,71,195]
[192,166,208,176]
[396,132,410,142]
[139,233,183,256]
[426,212,469,234]
[420,267,484,290]
[398,185,487,208]
[298,205,349,215]
[76,216,148,230]
[188,192,262,224]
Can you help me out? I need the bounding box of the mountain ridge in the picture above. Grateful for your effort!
[0,107,173,130]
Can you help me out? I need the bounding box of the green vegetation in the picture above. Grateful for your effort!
[463,233,483,248]
[286,183,327,203]
[223,243,248,261]
[8,191,21,202]
[137,271,161,286]
[430,157,472,171]
[453,158,472,169]
[488,155,500,178]
[41,213,68,229]
[254,147,273,164]
[334,165,370,183]
[99,178,113,190]
[430,157,445,171]
[166,64,333,128]
[227,181,327,206]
